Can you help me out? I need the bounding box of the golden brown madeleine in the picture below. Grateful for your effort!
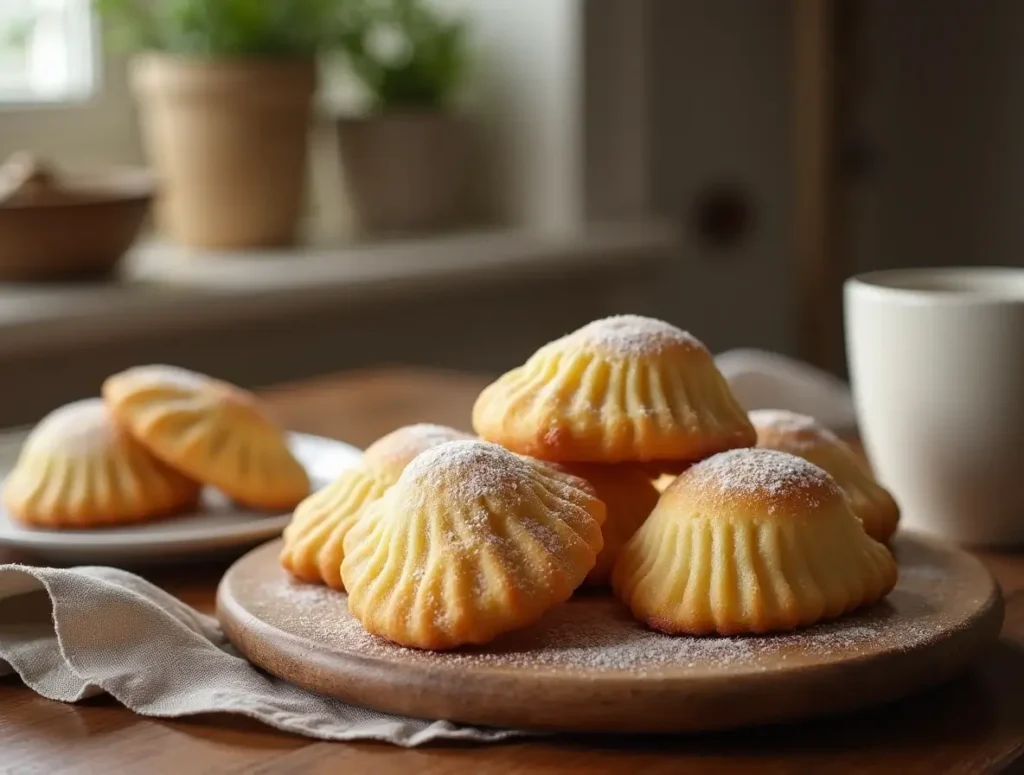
[280,424,471,589]
[750,409,900,543]
[612,448,897,636]
[3,399,200,528]
[280,468,386,589]
[103,365,309,511]
[560,463,661,586]
[472,315,755,463]
[341,440,605,650]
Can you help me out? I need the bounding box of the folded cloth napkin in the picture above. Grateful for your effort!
[0,349,854,746]
[714,349,856,433]
[0,564,522,746]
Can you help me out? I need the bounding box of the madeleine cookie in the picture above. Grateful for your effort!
[103,365,309,511]
[472,315,755,463]
[560,463,661,586]
[750,409,900,543]
[281,424,471,589]
[3,399,201,528]
[612,448,897,635]
[342,440,605,650]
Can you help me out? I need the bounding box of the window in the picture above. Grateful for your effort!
[0,0,96,104]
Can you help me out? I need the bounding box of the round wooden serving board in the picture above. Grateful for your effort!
[217,535,1003,733]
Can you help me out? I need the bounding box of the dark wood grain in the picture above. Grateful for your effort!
[3,367,1024,774]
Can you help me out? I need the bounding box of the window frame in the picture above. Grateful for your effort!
[0,0,100,109]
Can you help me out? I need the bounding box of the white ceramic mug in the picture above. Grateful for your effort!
[845,267,1024,546]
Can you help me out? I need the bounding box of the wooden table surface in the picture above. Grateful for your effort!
[3,367,1024,775]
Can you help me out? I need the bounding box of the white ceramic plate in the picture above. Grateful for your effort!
[0,430,361,566]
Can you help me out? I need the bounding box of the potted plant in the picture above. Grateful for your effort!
[95,0,342,248]
[335,0,469,235]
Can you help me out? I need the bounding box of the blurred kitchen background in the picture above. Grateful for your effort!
[0,0,1021,425]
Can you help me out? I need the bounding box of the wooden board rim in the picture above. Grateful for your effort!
[217,535,1004,733]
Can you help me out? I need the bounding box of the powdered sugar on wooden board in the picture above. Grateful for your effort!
[241,537,966,678]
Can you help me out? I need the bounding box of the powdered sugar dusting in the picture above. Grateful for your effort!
[318,600,761,672]
[400,439,538,504]
[566,315,704,357]
[750,409,840,449]
[399,440,591,560]
[684,448,840,511]
[28,398,116,454]
[249,537,966,676]
[364,424,472,474]
[270,578,342,608]
[124,364,208,391]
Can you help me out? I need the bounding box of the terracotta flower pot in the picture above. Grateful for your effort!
[131,55,316,249]
[336,112,472,236]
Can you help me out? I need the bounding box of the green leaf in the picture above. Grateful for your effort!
[93,0,348,58]
[339,0,468,110]
[92,0,470,106]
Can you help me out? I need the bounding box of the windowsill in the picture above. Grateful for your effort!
[0,218,677,359]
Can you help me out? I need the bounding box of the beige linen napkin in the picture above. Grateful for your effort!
[0,563,523,746]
